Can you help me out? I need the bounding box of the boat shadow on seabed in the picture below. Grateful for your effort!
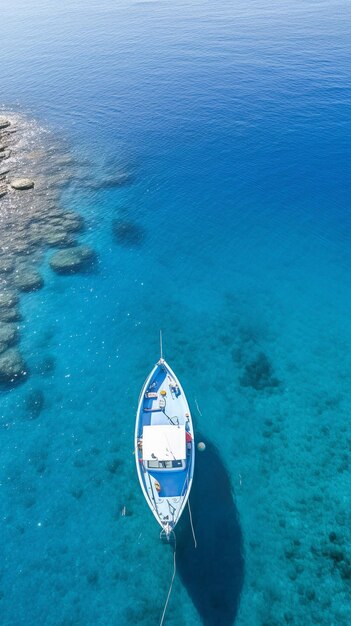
[176,436,244,626]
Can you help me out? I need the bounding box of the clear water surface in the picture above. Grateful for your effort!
[1,1,351,624]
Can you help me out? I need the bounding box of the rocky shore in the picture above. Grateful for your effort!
[0,114,97,384]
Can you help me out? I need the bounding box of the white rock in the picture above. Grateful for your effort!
[10,178,35,190]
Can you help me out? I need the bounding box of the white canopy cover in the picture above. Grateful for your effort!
[142,425,186,461]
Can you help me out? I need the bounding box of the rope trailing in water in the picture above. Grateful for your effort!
[187,499,197,549]
[195,397,202,416]
[159,533,177,626]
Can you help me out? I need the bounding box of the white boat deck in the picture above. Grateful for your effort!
[135,359,195,535]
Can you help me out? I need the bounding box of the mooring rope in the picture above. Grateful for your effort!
[194,397,203,416]
[159,533,177,626]
[195,398,202,417]
[187,499,197,549]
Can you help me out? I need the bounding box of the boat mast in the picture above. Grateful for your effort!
[160,329,163,360]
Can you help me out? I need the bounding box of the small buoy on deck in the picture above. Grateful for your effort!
[197,441,206,452]
[160,389,167,396]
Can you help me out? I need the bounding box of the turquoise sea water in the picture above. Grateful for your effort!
[1,0,351,624]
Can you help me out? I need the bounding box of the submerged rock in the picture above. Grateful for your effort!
[0,323,18,353]
[0,118,10,130]
[34,355,55,376]
[25,389,44,419]
[0,290,19,309]
[41,229,76,247]
[49,245,96,274]
[0,258,14,274]
[10,178,35,190]
[48,211,84,233]
[0,348,28,383]
[92,172,131,188]
[14,268,44,292]
[0,306,21,322]
[112,218,144,246]
[61,211,85,233]
[240,351,280,391]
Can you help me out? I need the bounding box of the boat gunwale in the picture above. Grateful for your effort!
[134,358,195,532]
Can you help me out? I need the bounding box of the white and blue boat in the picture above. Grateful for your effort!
[135,339,195,539]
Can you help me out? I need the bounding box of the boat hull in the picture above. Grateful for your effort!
[135,359,195,536]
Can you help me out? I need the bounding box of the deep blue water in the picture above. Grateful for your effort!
[1,1,351,624]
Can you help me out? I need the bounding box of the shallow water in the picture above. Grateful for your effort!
[1,1,351,624]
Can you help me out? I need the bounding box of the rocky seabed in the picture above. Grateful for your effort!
[0,113,96,384]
